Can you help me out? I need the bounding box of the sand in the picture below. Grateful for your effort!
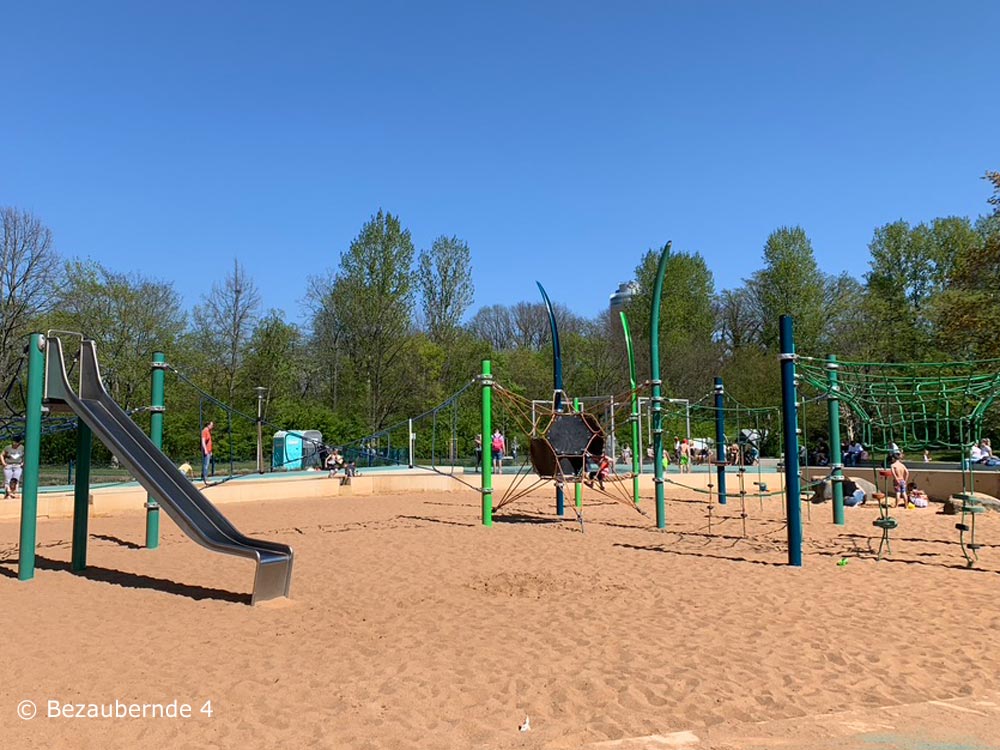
[3,483,1000,749]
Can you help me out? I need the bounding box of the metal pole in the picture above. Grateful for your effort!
[255,386,267,474]
[18,333,45,581]
[71,423,92,571]
[650,243,671,529]
[575,397,583,509]
[620,312,641,504]
[408,418,414,469]
[827,355,845,525]
[780,315,803,566]
[481,360,493,526]
[146,351,165,549]
[714,377,727,505]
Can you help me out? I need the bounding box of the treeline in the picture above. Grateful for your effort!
[1,173,998,465]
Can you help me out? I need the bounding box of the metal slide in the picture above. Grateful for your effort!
[44,336,293,604]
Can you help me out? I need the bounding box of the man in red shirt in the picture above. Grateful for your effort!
[201,421,214,483]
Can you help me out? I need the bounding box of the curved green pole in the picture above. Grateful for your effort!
[620,311,640,505]
[650,242,671,529]
[537,281,565,516]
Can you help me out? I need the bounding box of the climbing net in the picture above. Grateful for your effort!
[796,356,1000,453]
[489,381,654,527]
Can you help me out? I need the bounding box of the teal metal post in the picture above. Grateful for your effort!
[481,360,493,526]
[147,351,166,548]
[714,377,727,505]
[826,355,845,525]
[779,315,803,566]
[17,333,45,581]
[620,312,641,504]
[71,424,92,571]
[650,243,671,529]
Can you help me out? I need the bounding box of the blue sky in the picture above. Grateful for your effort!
[2,1,997,324]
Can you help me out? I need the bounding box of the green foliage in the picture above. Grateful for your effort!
[417,235,474,344]
[748,226,826,354]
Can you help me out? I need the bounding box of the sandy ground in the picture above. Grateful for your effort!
[2,482,1000,749]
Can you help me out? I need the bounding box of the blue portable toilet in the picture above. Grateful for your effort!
[273,430,323,470]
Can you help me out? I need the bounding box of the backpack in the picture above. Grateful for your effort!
[492,435,504,451]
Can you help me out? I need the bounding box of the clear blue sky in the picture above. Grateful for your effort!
[2,1,997,323]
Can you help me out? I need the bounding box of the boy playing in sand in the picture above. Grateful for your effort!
[890,453,910,508]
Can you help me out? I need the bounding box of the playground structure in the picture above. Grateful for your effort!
[6,245,1000,590]
[14,333,293,605]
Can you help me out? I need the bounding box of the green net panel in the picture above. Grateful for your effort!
[796,356,1000,453]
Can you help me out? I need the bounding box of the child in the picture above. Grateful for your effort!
[890,453,909,508]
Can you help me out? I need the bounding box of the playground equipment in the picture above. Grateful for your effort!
[17,334,293,605]
[796,352,1000,565]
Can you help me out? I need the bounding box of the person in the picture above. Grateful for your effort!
[474,434,482,474]
[587,452,612,489]
[923,448,932,463]
[845,441,863,467]
[661,448,670,472]
[679,439,691,473]
[491,430,505,474]
[890,453,910,508]
[511,439,519,466]
[2,437,25,499]
[970,442,985,464]
[975,439,1000,466]
[201,421,214,483]
[621,445,632,466]
[325,447,343,477]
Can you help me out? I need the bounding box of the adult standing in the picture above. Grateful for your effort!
[474,434,482,474]
[491,430,505,474]
[201,421,214,484]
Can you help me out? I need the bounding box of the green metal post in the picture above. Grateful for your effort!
[826,355,845,525]
[650,243,671,529]
[574,397,583,509]
[71,424,92,571]
[146,352,165,548]
[620,312,641,505]
[18,333,45,581]
[481,360,493,526]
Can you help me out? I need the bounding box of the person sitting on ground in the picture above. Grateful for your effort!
[890,453,909,508]
[907,481,929,508]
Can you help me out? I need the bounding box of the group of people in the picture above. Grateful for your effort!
[323,446,357,478]
[970,438,1000,466]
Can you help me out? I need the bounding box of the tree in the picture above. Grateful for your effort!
[0,207,61,403]
[417,235,474,344]
[986,170,1000,214]
[625,245,717,396]
[316,210,416,431]
[747,227,826,354]
[716,286,762,354]
[191,259,262,402]
[468,304,515,351]
[50,260,186,409]
[862,218,979,361]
